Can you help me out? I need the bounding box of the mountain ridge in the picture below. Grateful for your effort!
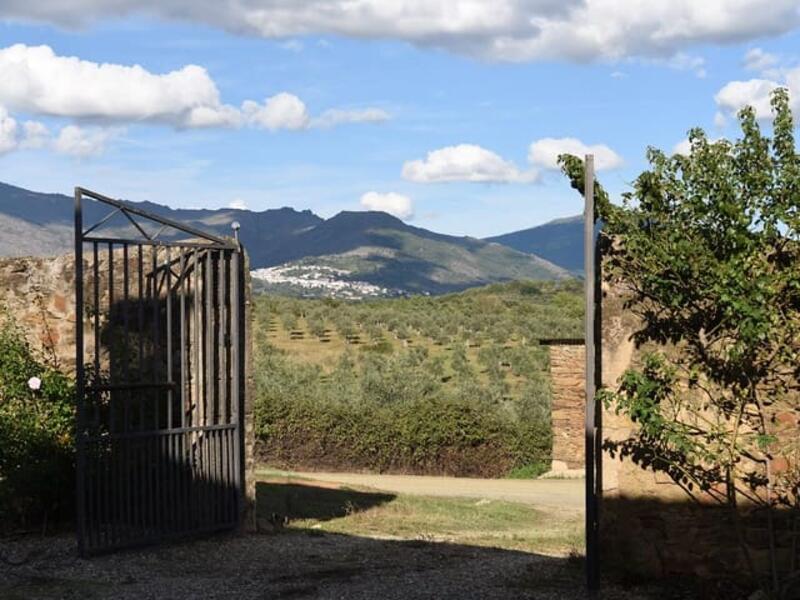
[485,214,584,274]
[0,181,575,294]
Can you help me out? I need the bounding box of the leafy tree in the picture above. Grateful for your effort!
[561,88,800,593]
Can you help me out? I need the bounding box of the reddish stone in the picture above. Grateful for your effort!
[52,293,67,314]
[770,456,789,474]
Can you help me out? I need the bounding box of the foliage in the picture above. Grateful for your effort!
[560,88,800,592]
[252,281,579,477]
[0,310,75,531]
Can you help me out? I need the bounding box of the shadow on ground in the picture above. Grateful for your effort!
[0,482,731,600]
[255,480,395,523]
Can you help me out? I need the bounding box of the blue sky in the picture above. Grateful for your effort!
[0,3,799,237]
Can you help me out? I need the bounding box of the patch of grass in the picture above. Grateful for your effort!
[506,462,549,479]
[255,467,315,482]
[257,478,583,556]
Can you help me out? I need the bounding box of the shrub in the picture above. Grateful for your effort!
[253,344,551,477]
[0,312,75,532]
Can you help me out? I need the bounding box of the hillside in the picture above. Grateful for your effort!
[0,181,571,295]
[485,215,584,274]
[254,279,584,476]
[253,211,570,296]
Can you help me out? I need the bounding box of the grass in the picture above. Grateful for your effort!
[256,476,583,556]
[506,463,550,479]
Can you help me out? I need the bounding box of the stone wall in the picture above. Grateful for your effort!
[0,254,78,372]
[543,341,585,471]
[598,275,797,580]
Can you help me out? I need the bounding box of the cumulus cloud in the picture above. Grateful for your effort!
[0,44,225,126]
[1,1,798,63]
[715,76,798,120]
[0,106,58,154]
[528,137,624,171]
[402,144,537,184]
[715,49,800,120]
[360,191,413,219]
[243,93,310,130]
[52,125,120,157]
[0,44,388,135]
[661,52,706,78]
[228,198,248,210]
[19,121,50,149]
[743,47,779,73]
[0,107,18,154]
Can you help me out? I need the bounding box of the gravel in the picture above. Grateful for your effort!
[1,531,687,599]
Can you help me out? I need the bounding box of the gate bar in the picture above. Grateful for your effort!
[584,154,600,592]
[74,189,87,556]
[77,187,236,248]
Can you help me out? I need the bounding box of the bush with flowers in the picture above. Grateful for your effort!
[0,309,75,532]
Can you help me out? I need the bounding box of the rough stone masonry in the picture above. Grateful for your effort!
[541,339,586,472]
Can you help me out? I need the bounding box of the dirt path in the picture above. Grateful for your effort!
[273,471,584,511]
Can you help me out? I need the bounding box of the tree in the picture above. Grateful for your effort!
[561,88,800,594]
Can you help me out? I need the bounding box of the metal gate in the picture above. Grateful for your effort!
[74,187,245,555]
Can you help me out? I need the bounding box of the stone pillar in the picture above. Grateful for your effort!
[240,249,257,532]
[542,340,586,472]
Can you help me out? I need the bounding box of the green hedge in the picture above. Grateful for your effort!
[0,313,75,532]
[256,393,550,478]
[254,345,551,478]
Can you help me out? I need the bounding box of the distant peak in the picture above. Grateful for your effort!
[327,210,405,226]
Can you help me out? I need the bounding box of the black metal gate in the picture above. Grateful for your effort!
[74,187,245,555]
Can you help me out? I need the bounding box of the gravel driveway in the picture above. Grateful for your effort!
[284,471,584,511]
[1,530,679,600]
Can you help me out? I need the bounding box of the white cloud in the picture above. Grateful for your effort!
[715,48,800,120]
[528,137,624,171]
[182,105,242,128]
[228,198,248,210]
[2,1,799,63]
[0,106,18,154]
[0,106,53,153]
[243,93,310,131]
[359,191,414,219]
[52,125,120,157]
[311,107,390,129]
[713,111,728,129]
[402,144,537,183]
[660,52,706,78]
[743,47,779,74]
[0,44,226,127]
[0,44,388,135]
[19,121,50,149]
[714,77,792,120]
[672,139,693,156]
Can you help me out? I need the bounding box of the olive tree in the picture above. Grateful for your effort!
[561,88,800,594]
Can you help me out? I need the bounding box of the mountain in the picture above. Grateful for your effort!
[0,182,322,265]
[485,215,584,274]
[253,210,570,294]
[0,181,571,295]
